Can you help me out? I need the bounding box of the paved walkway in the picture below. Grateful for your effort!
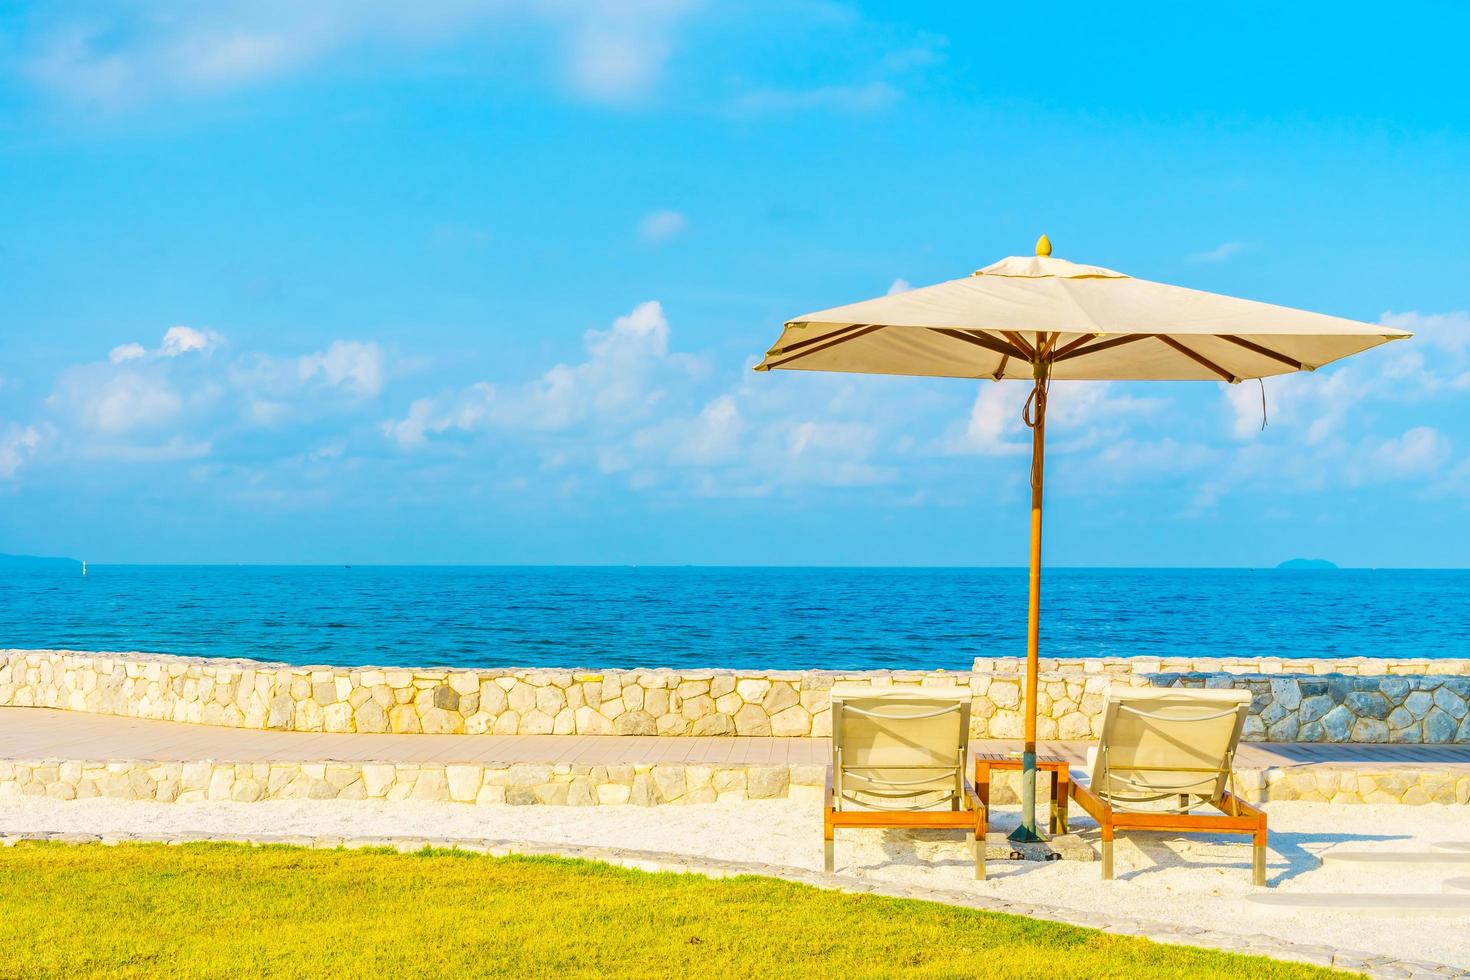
[5,707,1469,770]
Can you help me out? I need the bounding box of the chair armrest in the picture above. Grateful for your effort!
[1068,777,1110,824]
[963,780,988,836]
[1217,789,1266,826]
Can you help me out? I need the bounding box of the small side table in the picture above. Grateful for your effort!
[973,753,1071,835]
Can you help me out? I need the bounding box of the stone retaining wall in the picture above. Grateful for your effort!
[975,656,1470,677]
[4,649,1470,743]
[1,756,1465,807]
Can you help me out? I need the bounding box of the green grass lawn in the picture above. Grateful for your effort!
[0,842,1336,978]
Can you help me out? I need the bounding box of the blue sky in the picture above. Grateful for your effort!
[1,1,1468,566]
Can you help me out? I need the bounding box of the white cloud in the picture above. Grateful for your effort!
[1380,310,1470,358]
[507,299,684,430]
[1222,311,1468,451]
[77,371,183,433]
[381,385,494,447]
[949,383,1029,456]
[886,278,912,295]
[109,343,146,364]
[1430,457,1470,500]
[45,325,386,474]
[768,419,891,487]
[633,394,744,466]
[379,301,905,493]
[298,340,384,397]
[1346,426,1451,484]
[727,81,900,115]
[160,326,225,357]
[0,425,41,478]
[20,1,693,108]
[1224,381,1267,440]
[384,301,685,446]
[105,327,225,364]
[676,395,743,465]
[173,29,300,86]
[1375,311,1470,394]
[25,294,1466,517]
[1188,241,1246,263]
[947,381,1158,457]
[1225,369,1363,444]
[76,436,212,462]
[1046,381,1163,431]
[1093,437,1220,484]
[228,339,389,424]
[1204,311,1470,505]
[246,398,290,426]
[563,17,677,104]
[638,210,687,243]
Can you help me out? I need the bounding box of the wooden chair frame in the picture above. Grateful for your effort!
[824,694,987,879]
[1070,777,1268,884]
[824,772,988,879]
[1067,693,1269,887]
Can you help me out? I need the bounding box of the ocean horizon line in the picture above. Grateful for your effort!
[16,561,1469,572]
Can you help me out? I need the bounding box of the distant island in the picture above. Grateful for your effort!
[0,553,83,569]
[1276,558,1339,570]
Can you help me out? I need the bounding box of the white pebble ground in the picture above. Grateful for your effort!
[3,797,1468,969]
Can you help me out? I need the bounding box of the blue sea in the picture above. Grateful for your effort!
[1,566,1467,672]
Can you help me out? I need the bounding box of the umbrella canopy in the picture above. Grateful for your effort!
[755,246,1409,382]
[754,238,1412,844]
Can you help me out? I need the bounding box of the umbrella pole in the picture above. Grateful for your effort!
[1008,365,1048,843]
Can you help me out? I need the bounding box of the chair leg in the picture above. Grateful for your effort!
[965,829,986,881]
[823,803,836,872]
[1253,829,1268,886]
[1101,837,1114,880]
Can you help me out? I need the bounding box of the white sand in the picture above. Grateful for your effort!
[3,797,1467,969]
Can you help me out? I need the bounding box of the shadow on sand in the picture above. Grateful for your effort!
[857,810,1408,886]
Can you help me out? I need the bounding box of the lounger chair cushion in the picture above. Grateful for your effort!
[1086,686,1251,810]
[829,685,969,811]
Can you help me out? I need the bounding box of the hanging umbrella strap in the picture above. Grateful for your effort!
[1022,364,1050,430]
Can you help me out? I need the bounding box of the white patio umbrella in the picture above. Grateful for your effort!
[754,236,1411,842]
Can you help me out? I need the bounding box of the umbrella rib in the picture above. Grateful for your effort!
[762,324,884,368]
[933,329,1030,362]
[767,322,872,356]
[991,354,1010,381]
[1220,335,1307,371]
[1051,334,1149,362]
[1157,335,1239,382]
[1050,333,1099,359]
[1000,332,1038,359]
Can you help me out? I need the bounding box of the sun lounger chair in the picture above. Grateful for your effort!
[825,684,987,878]
[1067,685,1269,885]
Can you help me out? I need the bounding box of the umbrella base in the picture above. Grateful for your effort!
[1006,824,1049,844]
[986,832,1093,862]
